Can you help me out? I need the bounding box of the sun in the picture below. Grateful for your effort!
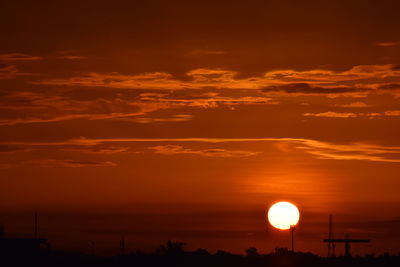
[267,201,300,230]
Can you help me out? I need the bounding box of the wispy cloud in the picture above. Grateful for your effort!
[139,93,275,108]
[127,114,193,124]
[261,83,363,95]
[189,50,228,55]
[0,159,117,169]
[304,111,400,118]
[0,53,42,61]
[0,90,275,125]
[375,41,400,47]
[304,112,359,118]
[384,110,400,116]
[149,145,260,157]
[33,64,400,96]
[34,72,185,90]
[3,137,400,163]
[0,52,87,62]
[53,55,87,60]
[0,144,31,153]
[0,91,155,125]
[0,65,19,79]
[334,102,371,108]
[0,112,150,126]
[62,146,131,154]
[0,163,15,170]
[27,159,117,168]
[0,113,195,126]
[3,64,398,126]
[295,139,400,163]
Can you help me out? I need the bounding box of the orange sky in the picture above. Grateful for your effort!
[1,0,400,256]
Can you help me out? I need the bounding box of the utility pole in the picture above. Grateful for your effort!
[290,225,295,252]
[327,215,335,257]
[120,236,125,255]
[91,241,96,256]
[34,209,38,239]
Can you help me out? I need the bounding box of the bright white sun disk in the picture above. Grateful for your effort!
[268,201,300,230]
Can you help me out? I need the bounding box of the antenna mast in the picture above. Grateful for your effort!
[290,225,295,252]
[328,215,335,257]
[34,210,38,239]
[120,236,125,255]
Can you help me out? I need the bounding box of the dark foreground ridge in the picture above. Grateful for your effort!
[1,240,400,267]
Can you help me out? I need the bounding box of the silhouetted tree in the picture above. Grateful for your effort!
[215,250,233,257]
[246,247,259,257]
[195,248,210,255]
[274,247,291,255]
[156,240,186,255]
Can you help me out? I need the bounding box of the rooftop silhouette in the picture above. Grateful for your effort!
[0,239,399,267]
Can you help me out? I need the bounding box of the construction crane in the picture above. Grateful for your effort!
[323,215,371,257]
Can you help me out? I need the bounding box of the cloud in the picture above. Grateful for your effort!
[334,102,370,108]
[54,55,87,60]
[384,110,400,116]
[0,112,150,126]
[0,90,275,125]
[261,64,400,86]
[304,111,400,118]
[51,50,88,60]
[33,65,400,95]
[375,42,400,47]
[11,63,400,126]
[261,83,365,95]
[0,53,42,61]
[149,145,260,157]
[303,112,359,118]
[0,64,19,79]
[34,72,186,90]
[0,114,96,126]
[27,159,117,168]
[4,137,400,163]
[62,146,131,154]
[377,83,400,90]
[0,52,87,62]
[0,144,30,153]
[127,114,193,124]
[0,163,15,170]
[139,93,275,109]
[189,50,227,55]
[0,92,152,125]
[0,159,117,169]
[0,140,132,155]
[294,139,400,163]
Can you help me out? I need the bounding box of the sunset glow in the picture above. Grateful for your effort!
[1,0,400,257]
